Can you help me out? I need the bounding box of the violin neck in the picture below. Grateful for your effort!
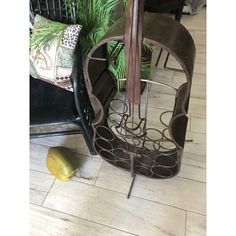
[125,0,145,105]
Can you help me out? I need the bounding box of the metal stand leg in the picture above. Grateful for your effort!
[127,174,136,199]
[127,154,136,199]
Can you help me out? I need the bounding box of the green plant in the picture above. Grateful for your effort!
[107,41,153,90]
[65,0,120,54]
[30,18,67,49]
[30,0,154,89]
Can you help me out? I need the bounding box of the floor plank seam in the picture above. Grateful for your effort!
[32,169,206,207]
[183,151,206,158]
[30,167,101,187]
[30,168,50,175]
[37,204,138,236]
[41,178,56,207]
[30,148,207,183]
[70,178,96,186]
[94,160,104,186]
[177,176,206,184]
[181,162,206,170]
[30,141,98,159]
[31,167,206,206]
[30,202,42,207]
[91,182,199,214]
[186,210,206,217]
[130,195,205,216]
[41,178,206,219]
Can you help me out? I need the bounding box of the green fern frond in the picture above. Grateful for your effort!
[64,0,153,90]
[30,18,67,49]
[65,0,119,54]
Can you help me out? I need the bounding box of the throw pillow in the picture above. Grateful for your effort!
[29,14,82,91]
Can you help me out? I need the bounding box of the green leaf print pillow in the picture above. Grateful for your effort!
[30,14,82,91]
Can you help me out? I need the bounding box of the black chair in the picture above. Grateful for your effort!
[144,0,185,68]
[30,0,98,155]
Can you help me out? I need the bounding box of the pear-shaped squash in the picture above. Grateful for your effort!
[46,147,77,181]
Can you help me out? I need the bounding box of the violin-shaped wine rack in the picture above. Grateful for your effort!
[83,1,195,182]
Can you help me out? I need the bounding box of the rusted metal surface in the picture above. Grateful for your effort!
[125,0,144,104]
[83,2,195,179]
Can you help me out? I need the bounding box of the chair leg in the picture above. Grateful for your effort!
[155,48,163,67]
[175,0,185,22]
[164,2,183,71]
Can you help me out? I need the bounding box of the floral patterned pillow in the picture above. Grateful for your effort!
[30,15,82,91]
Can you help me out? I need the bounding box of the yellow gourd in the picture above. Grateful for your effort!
[46,147,77,181]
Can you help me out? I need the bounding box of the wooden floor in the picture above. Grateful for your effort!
[30,8,206,236]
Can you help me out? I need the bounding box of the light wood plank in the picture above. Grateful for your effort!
[172,72,206,99]
[43,180,186,236]
[128,88,206,117]
[182,9,206,21]
[165,56,182,71]
[195,45,206,54]
[30,143,103,185]
[189,84,206,99]
[173,72,206,87]
[191,73,206,86]
[144,92,205,117]
[193,63,206,75]
[150,78,205,99]
[30,143,51,174]
[190,116,206,134]
[30,170,55,205]
[188,97,206,117]
[30,134,91,156]
[182,20,206,32]
[186,212,206,236]
[132,176,206,215]
[179,152,206,182]
[96,152,206,187]
[150,67,174,82]
[70,155,103,185]
[185,131,206,156]
[142,106,191,131]
[166,57,206,74]
[95,162,133,194]
[195,53,206,64]
[150,82,177,95]
[194,31,206,46]
[30,204,133,236]
[143,92,175,110]
[181,13,206,31]
[96,162,205,214]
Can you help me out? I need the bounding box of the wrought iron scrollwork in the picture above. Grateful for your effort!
[83,1,195,183]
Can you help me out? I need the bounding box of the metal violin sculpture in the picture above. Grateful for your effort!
[83,0,195,195]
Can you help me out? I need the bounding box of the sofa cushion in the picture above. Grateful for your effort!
[30,14,82,91]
